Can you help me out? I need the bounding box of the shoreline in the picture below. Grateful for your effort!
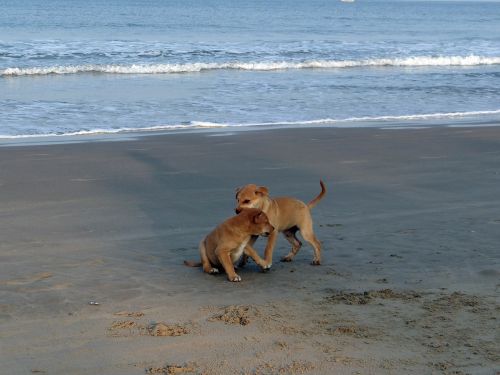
[2,115,500,148]
[0,120,500,147]
[1,126,499,374]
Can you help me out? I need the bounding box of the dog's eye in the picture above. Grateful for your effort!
[243,200,251,204]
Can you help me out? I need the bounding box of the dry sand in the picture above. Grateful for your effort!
[0,126,499,374]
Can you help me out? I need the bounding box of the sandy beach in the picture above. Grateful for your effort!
[0,126,499,375]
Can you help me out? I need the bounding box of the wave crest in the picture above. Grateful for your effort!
[2,55,500,76]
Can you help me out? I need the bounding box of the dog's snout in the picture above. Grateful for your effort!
[235,208,242,214]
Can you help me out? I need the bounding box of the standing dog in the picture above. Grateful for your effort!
[235,181,326,266]
[184,208,274,282]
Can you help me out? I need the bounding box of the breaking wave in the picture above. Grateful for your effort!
[2,55,500,76]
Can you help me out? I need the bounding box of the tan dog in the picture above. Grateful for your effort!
[235,181,326,266]
[184,208,274,282]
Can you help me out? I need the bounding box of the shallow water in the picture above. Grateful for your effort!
[1,0,500,137]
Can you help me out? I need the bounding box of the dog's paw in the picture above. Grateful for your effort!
[261,262,272,271]
[229,274,242,282]
[209,267,220,274]
[311,259,321,266]
[280,255,293,262]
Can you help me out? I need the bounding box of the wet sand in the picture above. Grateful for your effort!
[1,126,499,374]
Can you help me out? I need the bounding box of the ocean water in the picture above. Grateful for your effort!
[1,0,500,138]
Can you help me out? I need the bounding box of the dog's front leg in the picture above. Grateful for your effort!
[215,247,241,282]
[244,245,271,271]
[263,230,278,267]
[239,235,258,268]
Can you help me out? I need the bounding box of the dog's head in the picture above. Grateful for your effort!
[239,208,274,236]
[235,184,269,214]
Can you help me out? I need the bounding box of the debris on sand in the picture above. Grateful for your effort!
[146,322,190,337]
[113,311,145,318]
[110,320,137,329]
[108,319,190,337]
[208,305,256,326]
[145,363,196,374]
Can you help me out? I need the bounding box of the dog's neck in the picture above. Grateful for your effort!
[259,195,276,215]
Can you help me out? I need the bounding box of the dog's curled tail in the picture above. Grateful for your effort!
[184,260,202,267]
[307,180,327,209]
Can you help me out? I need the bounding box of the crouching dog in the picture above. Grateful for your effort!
[184,208,274,282]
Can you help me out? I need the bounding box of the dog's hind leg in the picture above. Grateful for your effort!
[299,222,322,265]
[281,226,302,262]
[199,240,219,274]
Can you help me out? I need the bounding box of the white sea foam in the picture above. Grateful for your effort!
[0,123,228,139]
[209,109,500,127]
[2,55,500,76]
[1,109,499,139]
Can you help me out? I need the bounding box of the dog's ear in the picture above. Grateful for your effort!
[234,186,242,199]
[255,186,269,196]
[253,211,267,224]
